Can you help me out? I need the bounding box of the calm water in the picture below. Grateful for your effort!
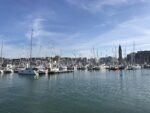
[0,70,150,113]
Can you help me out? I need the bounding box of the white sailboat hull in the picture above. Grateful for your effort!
[18,68,37,75]
[0,70,4,74]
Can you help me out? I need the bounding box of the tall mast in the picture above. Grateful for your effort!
[115,46,117,58]
[30,29,33,65]
[0,40,3,65]
[124,46,127,64]
[133,41,135,64]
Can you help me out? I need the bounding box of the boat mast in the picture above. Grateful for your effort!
[133,41,135,65]
[30,29,33,66]
[124,46,127,64]
[0,40,3,66]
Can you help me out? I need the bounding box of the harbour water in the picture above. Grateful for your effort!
[1,70,150,113]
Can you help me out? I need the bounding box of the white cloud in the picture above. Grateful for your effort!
[66,0,148,12]
[2,5,150,58]
[63,14,150,57]
[3,13,150,58]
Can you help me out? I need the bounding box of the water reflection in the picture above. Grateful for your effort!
[1,70,150,113]
[119,70,124,90]
[119,70,123,77]
[34,75,39,80]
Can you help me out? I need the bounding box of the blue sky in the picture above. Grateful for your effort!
[0,0,150,58]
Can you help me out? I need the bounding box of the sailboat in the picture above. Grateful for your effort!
[3,64,14,74]
[18,29,38,75]
[126,42,141,70]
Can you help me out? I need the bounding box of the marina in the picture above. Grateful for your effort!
[0,28,149,76]
[1,69,150,113]
[0,0,150,113]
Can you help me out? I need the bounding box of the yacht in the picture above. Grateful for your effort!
[0,67,4,74]
[93,66,101,70]
[51,66,59,72]
[100,64,107,70]
[143,64,150,69]
[18,67,38,75]
[77,65,87,70]
[59,65,67,71]
[14,66,25,73]
[126,64,141,70]
[36,65,47,75]
[109,65,119,71]
[118,65,125,70]
[18,29,38,76]
[132,64,141,70]
[3,64,14,74]
[47,62,59,74]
